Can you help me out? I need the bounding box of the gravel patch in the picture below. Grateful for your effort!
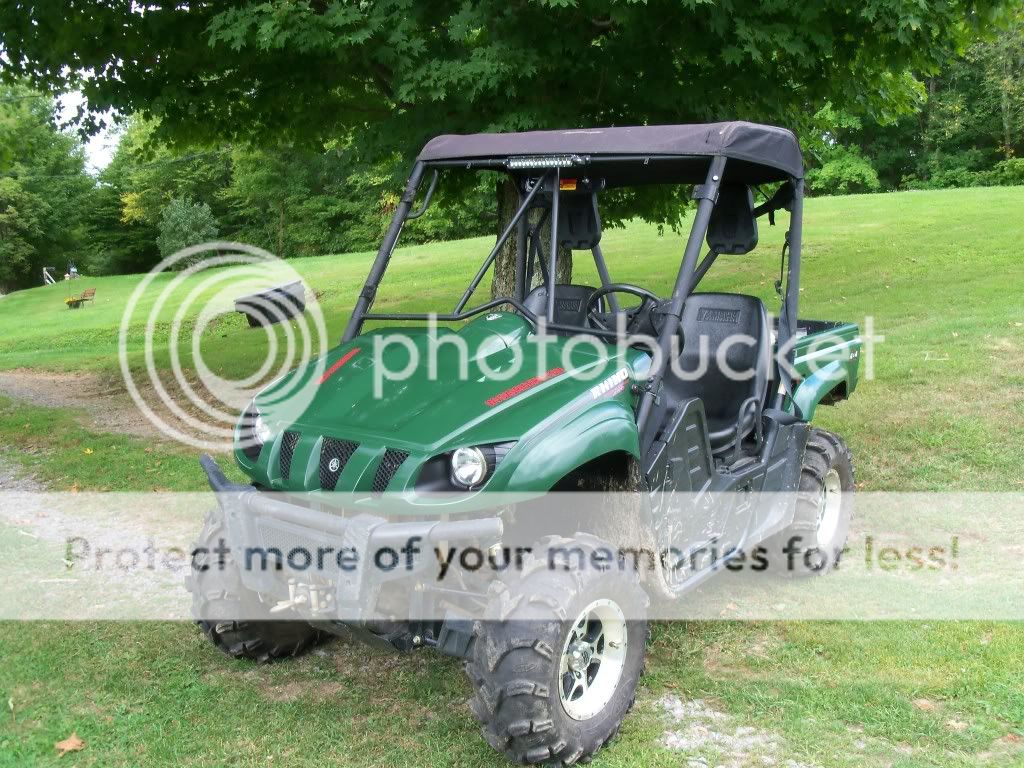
[0,457,199,619]
[658,695,822,768]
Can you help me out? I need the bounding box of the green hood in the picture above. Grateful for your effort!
[236,313,644,496]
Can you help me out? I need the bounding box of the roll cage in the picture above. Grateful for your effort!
[341,122,805,446]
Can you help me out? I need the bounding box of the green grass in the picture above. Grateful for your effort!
[1,622,1020,767]
[1,187,1023,766]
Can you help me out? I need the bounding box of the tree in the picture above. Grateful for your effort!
[2,1,1009,288]
[969,10,1024,159]
[156,198,219,263]
[0,82,94,290]
[0,178,47,290]
[823,8,1023,189]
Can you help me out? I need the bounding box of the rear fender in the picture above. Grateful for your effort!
[791,360,851,421]
[504,400,640,491]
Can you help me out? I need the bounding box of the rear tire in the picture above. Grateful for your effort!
[767,428,855,577]
[465,534,648,765]
[187,508,326,663]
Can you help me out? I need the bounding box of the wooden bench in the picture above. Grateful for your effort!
[65,287,96,309]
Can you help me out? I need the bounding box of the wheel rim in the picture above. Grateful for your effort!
[816,468,843,546]
[558,599,628,721]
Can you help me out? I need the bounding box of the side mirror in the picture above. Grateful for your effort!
[752,181,795,224]
[706,184,758,255]
[557,193,602,250]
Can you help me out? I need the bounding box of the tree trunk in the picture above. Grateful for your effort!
[1000,46,1013,159]
[277,203,285,258]
[490,177,571,301]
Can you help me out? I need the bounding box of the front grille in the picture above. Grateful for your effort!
[279,431,301,480]
[319,437,359,491]
[372,449,409,495]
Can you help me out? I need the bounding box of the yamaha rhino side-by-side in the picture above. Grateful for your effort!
[190,122,861,765]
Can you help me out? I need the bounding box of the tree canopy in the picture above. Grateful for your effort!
[2,1,1008,162]
[0,2,1019,292]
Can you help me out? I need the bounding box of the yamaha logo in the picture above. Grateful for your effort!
[328,457,341,473]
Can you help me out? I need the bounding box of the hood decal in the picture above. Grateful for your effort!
[318,347,361,384]
[590,367,630,400]
[485,367,565,407]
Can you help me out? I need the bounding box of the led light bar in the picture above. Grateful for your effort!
[506,154,586,169]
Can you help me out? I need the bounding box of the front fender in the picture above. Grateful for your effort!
[501,399,640,491]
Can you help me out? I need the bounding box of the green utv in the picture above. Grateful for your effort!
[190,122,861,765]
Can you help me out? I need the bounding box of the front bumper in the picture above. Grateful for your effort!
[200,454,503,620]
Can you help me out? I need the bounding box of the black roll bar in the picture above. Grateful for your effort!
[343,162,427,342]
[406,170,439,220]
[635,155,727,438]
[545,168,561,323]
[589,192,620,313]
[692,249,719,287]
[454,172,549,314]
[773,177,803,412]
[363,297,539,330]
[515,205,529,301]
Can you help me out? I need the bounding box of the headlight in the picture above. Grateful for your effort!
[450,446,488,488]
[240,403,273,460]
[253,411,273,444]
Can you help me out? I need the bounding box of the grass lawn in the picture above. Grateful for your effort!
[0,187,1022,766]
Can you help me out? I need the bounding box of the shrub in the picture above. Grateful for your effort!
[807,146,881,196]
[929,168,989,188]
[992,158,1024,186]
[156,197,219,265]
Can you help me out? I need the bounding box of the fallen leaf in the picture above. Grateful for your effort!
[83,448,93,455]
[1003,733,1022,744]
[55,732,85,756]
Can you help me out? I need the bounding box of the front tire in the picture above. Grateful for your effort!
[465,534,648,765]
[187,508,326,663]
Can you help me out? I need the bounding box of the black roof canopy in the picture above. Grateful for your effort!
[417,121,803,185]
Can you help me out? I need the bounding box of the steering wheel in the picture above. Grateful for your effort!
[586,283,662,333]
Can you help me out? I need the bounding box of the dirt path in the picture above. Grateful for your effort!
[0,368,195,443]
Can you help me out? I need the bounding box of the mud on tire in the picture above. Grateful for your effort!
[766,428,855,577]
[187,508,326,663]
[465,533,649,765]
